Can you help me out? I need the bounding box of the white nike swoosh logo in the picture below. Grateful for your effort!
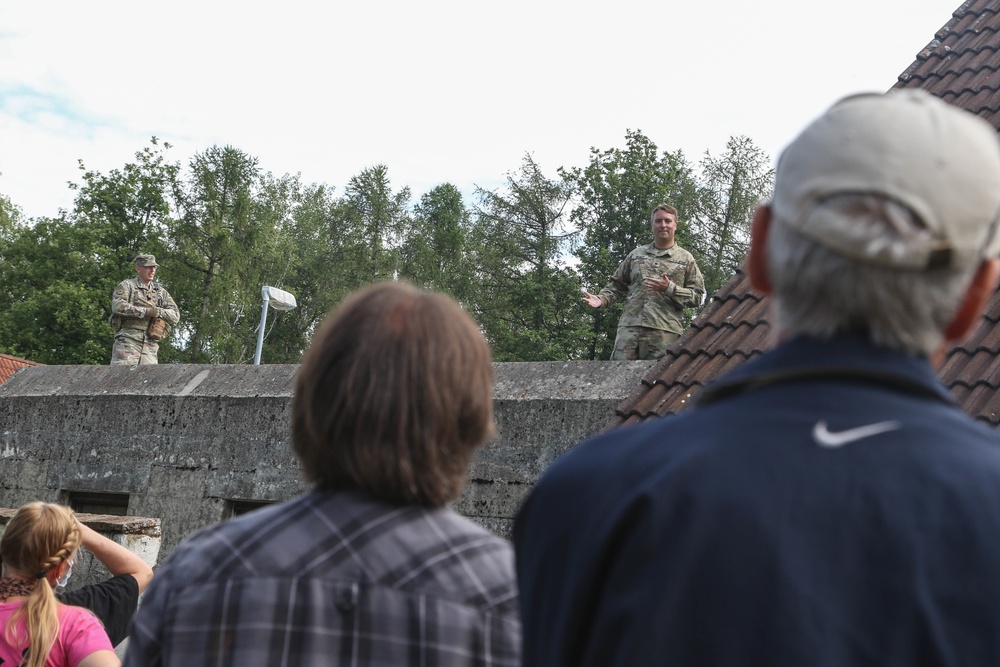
[812,420,902,448]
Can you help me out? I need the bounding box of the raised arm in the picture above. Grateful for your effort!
[78,521,154,594]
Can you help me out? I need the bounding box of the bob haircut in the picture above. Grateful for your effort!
[292,281,496,507]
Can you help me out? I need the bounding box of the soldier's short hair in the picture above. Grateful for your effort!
[651,204,678,222]
[291,281,495,507]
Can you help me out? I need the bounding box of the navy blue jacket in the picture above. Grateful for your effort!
[514,336,1000,666]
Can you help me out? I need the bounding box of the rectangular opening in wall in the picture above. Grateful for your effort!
[227,500,274,519]
[65,491,129,516]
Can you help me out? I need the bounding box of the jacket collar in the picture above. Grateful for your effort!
[697,334,954,407]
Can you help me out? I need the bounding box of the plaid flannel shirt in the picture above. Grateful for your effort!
[124,489,521,667]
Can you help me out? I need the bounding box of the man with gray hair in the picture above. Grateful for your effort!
[515,90,1000,666]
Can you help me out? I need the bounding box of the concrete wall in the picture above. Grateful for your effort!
[0,361,651,564]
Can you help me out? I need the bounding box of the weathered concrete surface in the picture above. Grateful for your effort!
[457,360,652,535]
[0,361,652,562]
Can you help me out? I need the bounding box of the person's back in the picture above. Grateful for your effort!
[0,602,115,667]
[130,491,517,666]
[517,335,1000,665]
[126,282,520,667]
[515,90,1000,666]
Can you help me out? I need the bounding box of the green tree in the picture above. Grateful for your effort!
[0,216,110,364]
[242,174,359,365]
[469,154,588,361]
[564,130,702,360]
[0,189,21,234]
[399,183,473,303]
[338,164,410,286]
[69,137,179,276]
[0,141,180,365]
[167,145,268,363]
[692,135,774,296]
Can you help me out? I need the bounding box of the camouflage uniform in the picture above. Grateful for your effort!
[597,242,705,360]
[110,277,180,366]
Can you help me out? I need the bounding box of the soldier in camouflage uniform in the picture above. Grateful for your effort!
[582,205,705,360]
[109,254,180,366]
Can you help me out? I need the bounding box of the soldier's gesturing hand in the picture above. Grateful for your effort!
[581,289,603,309]
[644,273,672,294]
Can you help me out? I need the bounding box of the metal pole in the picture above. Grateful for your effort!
[253,287,270,365]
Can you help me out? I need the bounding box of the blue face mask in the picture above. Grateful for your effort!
[56,561,73,589]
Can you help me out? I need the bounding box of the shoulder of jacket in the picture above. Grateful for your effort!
[670,244,697,260]
[629,244,653,257]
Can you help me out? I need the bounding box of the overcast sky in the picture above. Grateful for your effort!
[0,0,960,220]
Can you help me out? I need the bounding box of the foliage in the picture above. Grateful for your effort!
[166,145,264,362]
[690,136,774,297]
[398,183,474,304]
[0,216,111,364]
[0,139,179,364]
[69,136,179,275]
[0,130,772,365]
[468,154,590,361]
[0,190,22,234]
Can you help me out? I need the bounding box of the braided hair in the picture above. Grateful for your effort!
[0,502,81,667]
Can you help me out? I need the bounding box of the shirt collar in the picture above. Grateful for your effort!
[698,334,953,406]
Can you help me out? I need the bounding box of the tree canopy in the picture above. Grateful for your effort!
[0,131,773,364]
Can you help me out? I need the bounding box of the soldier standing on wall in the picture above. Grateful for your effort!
[582,204,706,360]
[109,254,180,366]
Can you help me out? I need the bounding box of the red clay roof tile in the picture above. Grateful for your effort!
[0,353,41,384]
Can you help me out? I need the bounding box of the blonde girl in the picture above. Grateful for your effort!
[0,502,117,667]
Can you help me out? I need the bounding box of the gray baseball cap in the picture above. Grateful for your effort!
[135,254,159,267]
[772,89,1000,271]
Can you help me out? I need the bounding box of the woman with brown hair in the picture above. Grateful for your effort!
[0,502,118,667]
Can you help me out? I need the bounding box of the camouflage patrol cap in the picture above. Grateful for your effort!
[134,254,159,267]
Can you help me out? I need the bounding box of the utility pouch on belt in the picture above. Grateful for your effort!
[147,317,171,341]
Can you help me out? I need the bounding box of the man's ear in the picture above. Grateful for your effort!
[943,257,1000,343]
[748,205,773,295]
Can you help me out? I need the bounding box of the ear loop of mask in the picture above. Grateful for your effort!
[56,561,73,588]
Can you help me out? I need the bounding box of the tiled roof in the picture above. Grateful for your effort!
[897,0,1000,121]
[613,0,1000,427]
[612,268,770,426]
[0,353,41,384]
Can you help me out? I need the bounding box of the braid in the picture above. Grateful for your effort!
[34,529,79,579]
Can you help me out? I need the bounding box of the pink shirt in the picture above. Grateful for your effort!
[0,601,113,667]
